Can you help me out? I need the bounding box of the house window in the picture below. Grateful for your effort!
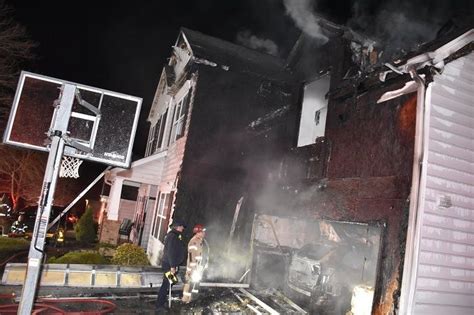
[154,109,168,153]
[121,184,139,201]
[174,91,191,140]
[167,105,177,146]
[151,117,162,153]
[151,192,173,242]
[167,88,192,146]
[145,124,156,156]
[297,74,330,147]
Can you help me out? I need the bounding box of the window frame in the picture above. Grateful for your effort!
[297,74,330,147]
[173,92,190,140]
[150,192,173,242]
[155,109,168,152]
[166,81,192,146]
[145,124,156,156]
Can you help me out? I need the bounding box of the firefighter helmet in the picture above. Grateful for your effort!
[193,224,206,234]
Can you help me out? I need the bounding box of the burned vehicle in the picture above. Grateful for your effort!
[287,243,341,298]
[251,214,382,314]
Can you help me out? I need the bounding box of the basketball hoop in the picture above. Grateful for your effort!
[59,156,83,178]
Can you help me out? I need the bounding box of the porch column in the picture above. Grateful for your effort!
[107,177,124,220]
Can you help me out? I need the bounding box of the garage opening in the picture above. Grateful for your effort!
[250,214,383,314]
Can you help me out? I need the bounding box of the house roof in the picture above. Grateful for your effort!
[180,28,293,81]
[286,15,474,86]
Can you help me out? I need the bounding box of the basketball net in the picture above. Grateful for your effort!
[59,156,83,178]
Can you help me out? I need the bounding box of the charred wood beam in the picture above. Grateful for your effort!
[199,282,249,288]
[232,291,263,315]
[272,289,307,314]
[238,288,280,315]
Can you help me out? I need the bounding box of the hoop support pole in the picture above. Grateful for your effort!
[18,84,75,315]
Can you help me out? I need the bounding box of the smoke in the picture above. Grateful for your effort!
[236,30,280,56]
[282,0,328,43]
[282,0,472,60]
[347,0,474,58]
[203,219,251,282]
[375,10,436,55]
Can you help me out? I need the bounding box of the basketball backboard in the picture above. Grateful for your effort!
[3,71,142,168]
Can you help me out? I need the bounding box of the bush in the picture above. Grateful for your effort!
[111,243,150,266]
[96,242,117,257]
[74,206,97,243]
[0,237,30,261]
[0,237,30,251]
[48,250,108,264]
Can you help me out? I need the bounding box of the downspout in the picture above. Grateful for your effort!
[398,67,429,314]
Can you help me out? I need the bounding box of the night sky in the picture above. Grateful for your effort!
[5,0,473,158]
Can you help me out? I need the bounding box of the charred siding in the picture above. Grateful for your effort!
[174,64,298,237]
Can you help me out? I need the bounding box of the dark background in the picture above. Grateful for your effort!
[5,0,473,158]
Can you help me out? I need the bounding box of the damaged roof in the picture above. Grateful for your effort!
[286,15,473,86]
[180,28,293,81]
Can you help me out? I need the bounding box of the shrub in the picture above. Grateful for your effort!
[111,243,150,266]
[48,250,108,264]
[96,242,117,250]
[0,237,30,251]
[96,242,117,257]
[0,237,30,261]
[74,206,97,243]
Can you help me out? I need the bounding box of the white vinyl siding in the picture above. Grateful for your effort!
[412,52,474,314]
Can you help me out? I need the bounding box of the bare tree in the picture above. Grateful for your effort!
[0,144,91,212]
[0,0,35,126]
[0,2,92,214]
[0,146,45,210]
[0,1,41,212]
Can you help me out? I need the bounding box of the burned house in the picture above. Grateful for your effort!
[101,22,473,314]
[100,27,296,261]
[247,23,473,314]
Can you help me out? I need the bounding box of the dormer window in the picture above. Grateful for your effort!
[297,74,330,147]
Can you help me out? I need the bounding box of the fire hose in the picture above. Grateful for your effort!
[0,294,116,314]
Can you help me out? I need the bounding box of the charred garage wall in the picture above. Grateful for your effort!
[251,33,416,313]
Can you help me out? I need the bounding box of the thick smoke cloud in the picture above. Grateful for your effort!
[236,30,280,56]
[346,0,471,55]
[283,0,329,43]
[282,0,473,58]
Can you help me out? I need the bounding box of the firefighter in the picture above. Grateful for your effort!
[55,228,65,246]
[10,214,28,236]
[156,218,186,311]
[182,224,207,304]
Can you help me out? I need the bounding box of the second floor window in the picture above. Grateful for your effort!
[146,81,193,156]
[146,124,156,156]
[174,92,190,139]
[297,74,330,147]
[168,88,192,145]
